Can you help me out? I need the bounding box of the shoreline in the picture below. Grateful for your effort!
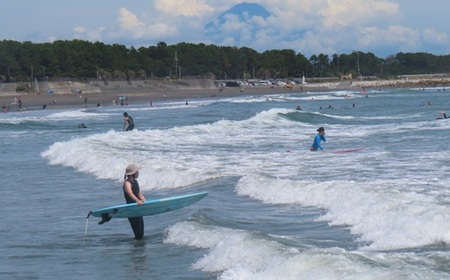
[2,78,450,112]
[0,86,317,112]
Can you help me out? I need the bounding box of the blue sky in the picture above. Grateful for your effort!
[1,0,449,58]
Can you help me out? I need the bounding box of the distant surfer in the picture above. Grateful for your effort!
[78,123,87,128]
[310,127,326,151]
[436,112,448,120]
[123,112,135,131]
[123,164,146,240]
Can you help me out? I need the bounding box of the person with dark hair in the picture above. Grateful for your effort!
[123,164,146,240]
[310,127,326,151]
[123,112,135,131]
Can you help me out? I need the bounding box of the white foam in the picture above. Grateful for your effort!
[235,174,450,250]
[165,221,445,279]
[0,108,110,124]
[40,107,450,250]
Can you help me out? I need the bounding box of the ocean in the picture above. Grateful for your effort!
[1,87,450,279]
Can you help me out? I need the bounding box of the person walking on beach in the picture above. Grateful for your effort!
[310,127,326,151]
[123,164,146,240]
[123,112,135,131]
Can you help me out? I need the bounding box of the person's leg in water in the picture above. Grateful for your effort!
[128,217,144,239]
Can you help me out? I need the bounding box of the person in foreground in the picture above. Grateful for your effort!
[123,112,135,131]
[123,164,146,240]
[310,127,326,151]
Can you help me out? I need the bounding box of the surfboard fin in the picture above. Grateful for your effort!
[98,214,112,225]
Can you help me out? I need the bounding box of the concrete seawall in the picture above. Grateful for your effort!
[0,77,217,96]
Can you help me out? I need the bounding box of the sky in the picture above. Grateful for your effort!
[1,0,449,58]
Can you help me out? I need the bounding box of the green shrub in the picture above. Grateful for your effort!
[16,84,27,92]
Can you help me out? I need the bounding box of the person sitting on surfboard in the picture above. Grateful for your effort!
[310,127,326,151]
[123,112,135,131]
[123,164,146,240]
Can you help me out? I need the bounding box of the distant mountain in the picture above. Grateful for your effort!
[206,2,271,30]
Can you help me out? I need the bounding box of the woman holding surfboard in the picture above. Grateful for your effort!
[123,164,146,240]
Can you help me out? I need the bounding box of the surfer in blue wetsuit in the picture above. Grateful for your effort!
[310,127,326,151]
[123,112,135,131]
[123,164,146,240]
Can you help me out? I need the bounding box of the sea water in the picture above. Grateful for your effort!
[1,87,449,279]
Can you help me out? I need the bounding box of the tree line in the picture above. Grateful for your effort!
[1,39,450,82]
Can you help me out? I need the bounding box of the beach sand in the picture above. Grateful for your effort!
[2,78,449,112]
[0,86,312,112]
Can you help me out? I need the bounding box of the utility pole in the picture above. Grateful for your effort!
[174,51,178,78]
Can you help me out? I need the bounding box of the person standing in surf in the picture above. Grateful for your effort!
[123,112,135,131]
[310,127,326,151]
[123,164,146,240]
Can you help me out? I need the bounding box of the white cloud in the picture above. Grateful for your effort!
[422,28,449,45]
[73,26,88,34]
[320,0,401,27]
[71,0,408,56]
[384,25,420,46]
[118,8,145,29]
[154,0,214,17]
[221,36,237,46]
[356,25,420,53]
[289,31,338,56]
[114,7,178,41]
[9,0,449,57]
[73,26,105,42]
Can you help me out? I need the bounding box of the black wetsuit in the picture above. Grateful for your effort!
[125,116,135,131]
[124,179,144,239]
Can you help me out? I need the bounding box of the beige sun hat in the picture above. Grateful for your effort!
[125,164,139,175]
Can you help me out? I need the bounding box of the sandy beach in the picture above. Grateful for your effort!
[0,86,313,112]
[2,77,450,112]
